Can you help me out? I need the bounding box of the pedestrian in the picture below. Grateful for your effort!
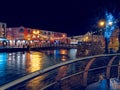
[99,74,108,90]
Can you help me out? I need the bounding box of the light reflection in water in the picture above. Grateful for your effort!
[56,65,68,81]
[61,55,67,61]
[26,52,47,89]
[0,53,7,84]
[26,50,70,89]
[60,49,68,55]
[69,49,77,59]
[26,75,46,90]
[0,49,78,89]
[56,52,68,80]
[26,52,44,73]
[0,53,7,76]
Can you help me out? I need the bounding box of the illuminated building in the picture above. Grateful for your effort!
[6,26,27,47]
[6,26,68,47]
[70,29,119,51]
[0,22,6,38]
[0,22,8,47]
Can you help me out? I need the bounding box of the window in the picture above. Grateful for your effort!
[44,32,46,35]
[28,29,30,33]
[2,24,6,28]
[19,29,24,32]
[48,32,50,35]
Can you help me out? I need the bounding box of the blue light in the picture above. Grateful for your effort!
[0,53,7,77]
[104,12,116,40]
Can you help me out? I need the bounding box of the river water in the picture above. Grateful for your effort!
[0,49,77,88]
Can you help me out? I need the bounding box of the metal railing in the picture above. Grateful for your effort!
[0,54,120,90]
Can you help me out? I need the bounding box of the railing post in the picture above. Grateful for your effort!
[83,58,96,86]
[106,56,117,90]
[118,59,120,80]
[106,56,117,79]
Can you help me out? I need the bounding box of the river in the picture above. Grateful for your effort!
[0,49,77,89]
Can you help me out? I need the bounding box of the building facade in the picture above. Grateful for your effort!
[6,26,68,48]
[0,22,8,47]
[70,29,119,51]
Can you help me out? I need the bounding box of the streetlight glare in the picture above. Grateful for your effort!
[99,21,105,27]
[108,21,113,26]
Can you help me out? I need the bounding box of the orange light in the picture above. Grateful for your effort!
[60,50,67,55]
[27,38,30,40]
[62,34,66,37]
[33,30,36,34]
[37,30,39,34]
[99,20,105,27]
[33,30,40,34]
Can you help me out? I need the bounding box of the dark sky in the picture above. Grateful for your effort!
[0,0,120,36]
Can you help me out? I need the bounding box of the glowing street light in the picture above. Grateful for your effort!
[108,21,113,26]
[99,20,105,27]
[104,12,116,53]
[96,12,118,53]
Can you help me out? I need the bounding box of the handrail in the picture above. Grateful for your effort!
[0,53,120,90]
[41,64,119,90]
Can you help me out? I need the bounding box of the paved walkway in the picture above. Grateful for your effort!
[86,78,120,90]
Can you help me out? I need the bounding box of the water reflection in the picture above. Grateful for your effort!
[0,53,7,84]
[26,52,44,73]
[56,51,69,80]
[0,49,79,89]
[60,49,68,55]
[26,75,47,90]
[69,49,77,59]
[56,65,68,81]
[0,53,7,76]
[61,55,68,61]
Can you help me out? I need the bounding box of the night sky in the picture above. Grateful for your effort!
[0,0,120,36]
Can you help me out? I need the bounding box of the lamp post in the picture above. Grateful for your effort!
[104,21,113,54]
[99,20,105,27]
[98,20,107,53]
[99,20,113,54]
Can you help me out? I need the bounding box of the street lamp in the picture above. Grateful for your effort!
[99,20,105,27]
[98,19,114,54]
[104,21,114,54]
[98,20,106,53]
[108,21,113,26]
[98,20,106,36]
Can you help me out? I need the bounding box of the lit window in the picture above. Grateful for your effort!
[32,35,36,38]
